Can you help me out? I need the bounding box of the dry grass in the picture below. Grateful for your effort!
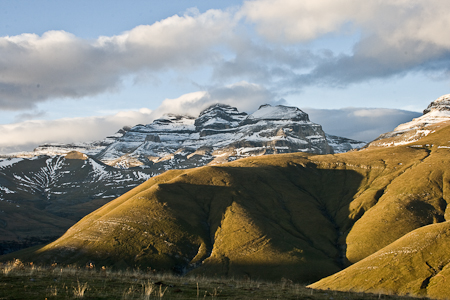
[73,280,88,298]
[0,261,428,300]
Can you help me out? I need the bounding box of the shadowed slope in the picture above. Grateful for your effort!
[309,221,450,298]
[8,159,366,282]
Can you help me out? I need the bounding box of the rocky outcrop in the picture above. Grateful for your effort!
[95,104,364,169]
[4,103,364,170]
[367,94,450,147]
[423,93,450,114]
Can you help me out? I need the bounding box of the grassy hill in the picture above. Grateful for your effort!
[4,123,450,297]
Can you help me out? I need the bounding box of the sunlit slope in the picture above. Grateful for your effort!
[308,124,450,297]
[309,221,450,298]
[5,123,450,285]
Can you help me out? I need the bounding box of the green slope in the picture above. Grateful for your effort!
[4,123,450,296]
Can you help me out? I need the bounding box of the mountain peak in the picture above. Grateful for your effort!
[246,104,310,123]
[195,103,247,131]
[367,93,450,147]
[423,93,450,114]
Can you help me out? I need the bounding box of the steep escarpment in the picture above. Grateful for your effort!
[95,104,364,169]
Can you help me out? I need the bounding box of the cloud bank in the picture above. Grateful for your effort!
[1,1,450,110]
[305,107,422,141]
[0,109,153,154]
[0,9,234,110]
[151,81,283,118]
[0,85,422,154]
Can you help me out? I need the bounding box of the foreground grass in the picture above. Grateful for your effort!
[0,260,428,300]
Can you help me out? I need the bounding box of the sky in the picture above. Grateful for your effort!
[1,0,449,153]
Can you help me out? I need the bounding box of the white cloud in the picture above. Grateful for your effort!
[1,1,449,112]
[305,107,422,141]
[150,81,284,118]
[242,0,450,48]
[241,0,364,42]
[0,108,153,154]
[239,0,450,87]
[0,9,234,110]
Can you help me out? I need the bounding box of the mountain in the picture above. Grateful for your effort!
[96,104,364,169]
[0,152,153,254]
[367,94,450,147]
[0,104,363,254]
[5,95,450,298]
[6,104,365,168]
[5,106,450,299]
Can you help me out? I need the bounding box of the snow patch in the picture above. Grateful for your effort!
[0,158,23,169]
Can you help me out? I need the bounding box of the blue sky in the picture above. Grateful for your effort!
[0,0,449,153]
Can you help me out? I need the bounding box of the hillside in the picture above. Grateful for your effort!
[4,119,450,297]
[309,124,450,298]
[0,152,153,254]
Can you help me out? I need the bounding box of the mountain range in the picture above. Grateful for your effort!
[3,94,450,299]
[0,104,363,254]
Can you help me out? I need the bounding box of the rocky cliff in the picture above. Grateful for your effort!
[95,104,364,169]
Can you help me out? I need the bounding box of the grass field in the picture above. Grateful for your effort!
[0,260,428,300]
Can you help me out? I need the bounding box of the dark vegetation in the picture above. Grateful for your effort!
[0,260,427,300]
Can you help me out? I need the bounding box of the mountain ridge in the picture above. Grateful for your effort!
[367,93,450,147]
[0,103,363,255]
[3,103,365,169]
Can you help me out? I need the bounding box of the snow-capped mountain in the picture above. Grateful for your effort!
[5,104,364,170]
[96,104,364,169]
[0,103,365,254]
[368,94,450,147]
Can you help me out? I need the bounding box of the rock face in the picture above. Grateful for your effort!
[95,104,364,169]
[368,94,450,147]
[5,104,364,170]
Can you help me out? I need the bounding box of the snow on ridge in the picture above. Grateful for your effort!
[432,94,450,103]
[0,186,15,194]
[89,158,109,180]
[247,104,309,121]
[0,158,23,169]
[394,110,450,132]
